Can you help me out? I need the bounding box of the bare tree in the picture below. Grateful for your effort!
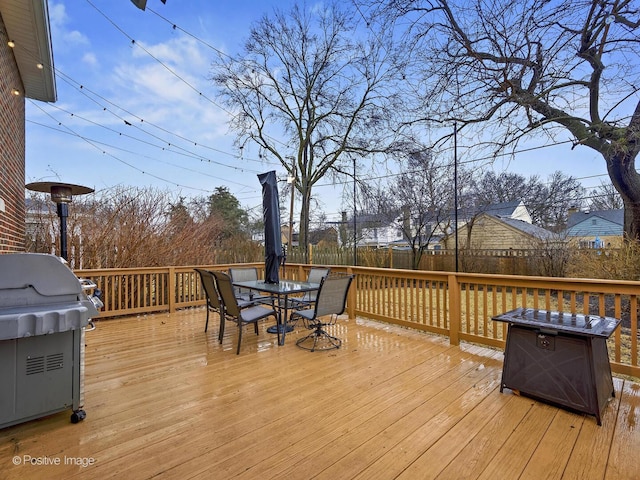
[469,170,585,231]
[589,181,624,210]
[366,0,640,239]
[540,171,587,231]
[369,150,461,269]
[528,232,571,277]
[470,172,540,207]
[26,186,254,268]
[210,2,402,259]
[25,194,57,257]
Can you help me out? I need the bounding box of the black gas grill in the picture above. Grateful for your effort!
[0,253,100,428]
[493,307,621,425]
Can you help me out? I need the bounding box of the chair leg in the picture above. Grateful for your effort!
[237,323,243,355]
[317,328,342,350]
[295,323,342,352]
[205,308,210,332]
[219,317,225,343]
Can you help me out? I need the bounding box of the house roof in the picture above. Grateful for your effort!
[308,226,338,245]
[565,209,624,238]
[353,213,396,227]
[458,200,524,219]
[495,215,558,241]
[566,209,623,229]
[482,200,524,217]
[1,0,56,101]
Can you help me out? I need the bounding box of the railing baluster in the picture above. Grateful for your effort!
[73,263,639,378]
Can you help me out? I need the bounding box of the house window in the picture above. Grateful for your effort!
[592,219,597,225]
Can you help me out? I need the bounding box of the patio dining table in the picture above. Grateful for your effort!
[231,279,320,345]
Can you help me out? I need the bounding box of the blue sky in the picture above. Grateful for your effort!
[27,0,310,218]
[25,0,613,223]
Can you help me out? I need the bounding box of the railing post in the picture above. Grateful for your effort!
[347,266,355,319]
[448,273,461,346]
[168,267,176,313]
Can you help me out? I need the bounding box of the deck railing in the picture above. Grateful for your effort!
[75,263,640,379]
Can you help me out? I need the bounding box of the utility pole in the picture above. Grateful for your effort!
[353,156,357,266]
[454,122,459,273]
[287,158,296,253]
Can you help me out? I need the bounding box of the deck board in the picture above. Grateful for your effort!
[429,394,533,480]
[0,309,638,479]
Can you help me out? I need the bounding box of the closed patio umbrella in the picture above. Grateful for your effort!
[258,171,283,284]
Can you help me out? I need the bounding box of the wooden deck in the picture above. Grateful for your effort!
[1,308,639,479]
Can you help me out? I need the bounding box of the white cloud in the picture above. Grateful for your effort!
[82,52,98,67]
[105,33,228,138]
[134,36,208,67]
[48,2,90,49]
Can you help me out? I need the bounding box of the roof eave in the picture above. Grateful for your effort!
[1,0,57,102]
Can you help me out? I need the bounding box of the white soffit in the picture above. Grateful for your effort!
[0,0,56,102]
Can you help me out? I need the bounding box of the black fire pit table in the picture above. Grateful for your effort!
[492,307,621,425]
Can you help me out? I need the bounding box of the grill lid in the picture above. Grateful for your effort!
[0,254,99,340]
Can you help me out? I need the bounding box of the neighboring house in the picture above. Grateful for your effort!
[24,196,55,252]
[252,225,291,247]
[442,212,558,250]
[351,213,403,248]
[252,225,338,248]
[331,200,536,250]
[436,200,533,246]
[458,199,533,224]
[308,226,338,246]
[349,200,535,250]
[565,209,624,248]
[440,199,539,250]
[0,0,56,253]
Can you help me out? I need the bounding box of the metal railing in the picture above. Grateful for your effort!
[75,263,640,379]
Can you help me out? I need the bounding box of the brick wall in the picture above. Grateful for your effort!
[0,13,26,253]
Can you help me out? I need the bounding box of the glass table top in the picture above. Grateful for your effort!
[232,279,319,294]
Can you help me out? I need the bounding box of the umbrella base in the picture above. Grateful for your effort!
[267,324,294,334]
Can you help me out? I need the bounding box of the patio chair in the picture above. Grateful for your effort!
[290,274,354,352]
[194,268,222,334]
[228,267,272,304]
[211,271,280,354]
[289,267,330,310]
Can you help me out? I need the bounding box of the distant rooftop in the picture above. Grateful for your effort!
[566,209,623,229]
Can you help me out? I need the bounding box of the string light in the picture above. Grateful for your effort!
[11,88,20,96]
[23,1,619,218]
[7,40,15,48]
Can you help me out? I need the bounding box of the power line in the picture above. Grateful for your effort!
[29,101,225,193]
[12,6,280,179]
[86,0,289,150]
[26,118,257,189]
[314,138,608,189]
[85,0,229,116]
[147,7,232,60]
[31,99,266,175]
[51,63,274,168]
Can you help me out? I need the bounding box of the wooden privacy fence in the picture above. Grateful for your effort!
[284,246,565,275]
[75,263,640,379]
